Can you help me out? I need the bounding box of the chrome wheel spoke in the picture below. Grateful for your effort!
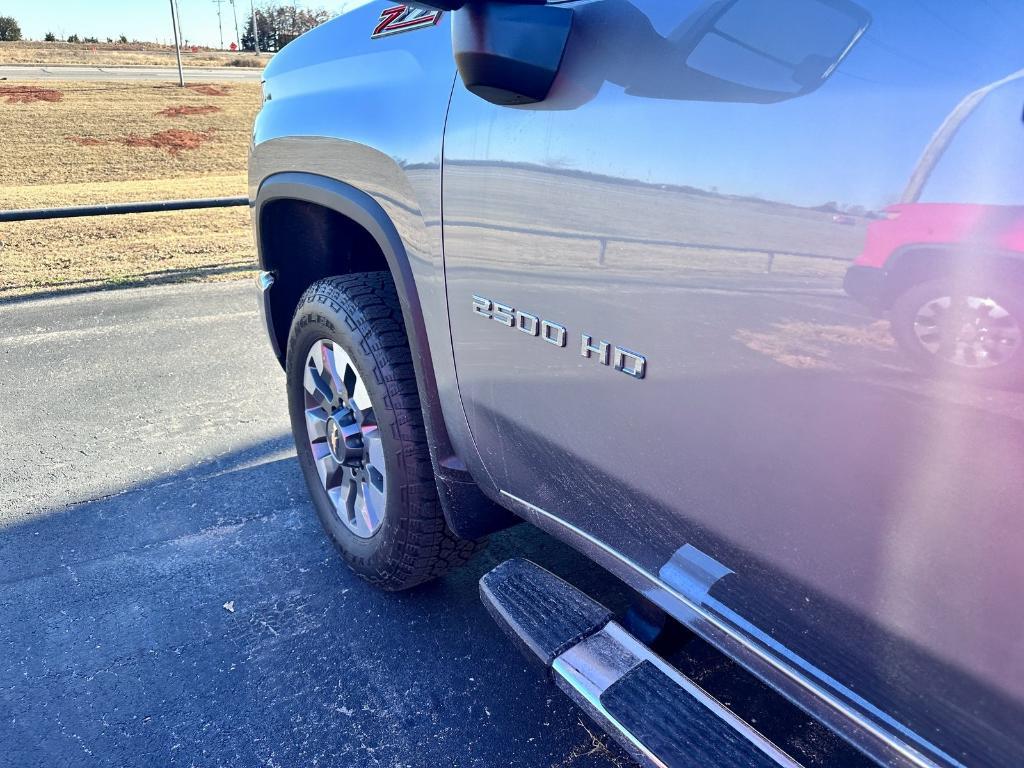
[305,407,330,442]
[302,338,387,539]
[304,363,335,410]
[365,433,386,481]
[328,482,350,521]
[313,442,342,489]
[350,372,372,413]
[360,478,384,535]
[363,474,386,526]
[320,343,345,401]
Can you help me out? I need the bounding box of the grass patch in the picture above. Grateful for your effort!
[0,207,255,299]
[0,80,261,299]
[227,57,265,68]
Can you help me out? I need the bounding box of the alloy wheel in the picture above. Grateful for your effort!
[912,293,1022,369]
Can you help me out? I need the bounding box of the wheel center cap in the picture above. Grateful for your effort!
[326,410,363,465]
[327,418,342,457]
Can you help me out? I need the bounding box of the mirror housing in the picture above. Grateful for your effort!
[452,2,574,105]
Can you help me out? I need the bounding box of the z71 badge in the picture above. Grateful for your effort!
[472,295,647,380]
[371,6,443,39]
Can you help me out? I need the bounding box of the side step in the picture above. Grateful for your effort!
[480,559,800,768]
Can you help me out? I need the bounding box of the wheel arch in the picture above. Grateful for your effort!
[255,173,415,362]
[882,245,1024,306]
[254,172,517,539]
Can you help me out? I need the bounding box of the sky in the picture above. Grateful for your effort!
[3,1,364,49]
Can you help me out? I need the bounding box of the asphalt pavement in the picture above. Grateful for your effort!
[0,65,263,82]
[0,281,634,767]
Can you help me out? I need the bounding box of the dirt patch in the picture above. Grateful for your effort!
[186,84,232,97]
[0,85,63,104]
[3,80,259,186]
[66,128,215,155]
[734,320,895,371]
[123,129,215,155]
[157,104,222,118]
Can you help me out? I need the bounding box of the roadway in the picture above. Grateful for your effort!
[0,281,632,767]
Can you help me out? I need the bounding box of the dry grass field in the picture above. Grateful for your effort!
[0,80,261,298]
[0,41,266,68]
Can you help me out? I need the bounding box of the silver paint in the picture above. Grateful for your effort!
[252,2,1024,765]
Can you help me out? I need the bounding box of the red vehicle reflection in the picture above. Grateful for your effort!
[845,74,1024,385]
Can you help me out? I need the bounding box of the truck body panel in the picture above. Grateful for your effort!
[252,2,1024,765]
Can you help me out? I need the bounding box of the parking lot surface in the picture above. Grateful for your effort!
[0,282,633,767]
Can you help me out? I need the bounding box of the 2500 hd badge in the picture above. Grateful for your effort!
[472,295,647,379]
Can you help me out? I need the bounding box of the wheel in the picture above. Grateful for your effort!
[286,272,484,590]
[890,277,1024,387]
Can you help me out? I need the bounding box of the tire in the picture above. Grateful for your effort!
[286,272,484,590]
[890,277,1024,388]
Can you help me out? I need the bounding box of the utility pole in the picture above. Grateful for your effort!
[213,0,225,49]
[250,0,260,54]
[901,67,1024,203]
[169,0,185,87]
[173,0,185,51]
[229,0,241,49]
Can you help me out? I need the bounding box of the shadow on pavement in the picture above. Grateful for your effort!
[0,437,634,767]
[0,263,255,307]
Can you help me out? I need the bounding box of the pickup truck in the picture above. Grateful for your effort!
[249,2,1024,766]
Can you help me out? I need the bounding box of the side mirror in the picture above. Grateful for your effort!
[410,0,573,106]
[452,3,574,105]
[665,0,871,102]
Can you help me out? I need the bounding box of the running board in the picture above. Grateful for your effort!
[480,559,801,768]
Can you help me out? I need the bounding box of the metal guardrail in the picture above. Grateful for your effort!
[0,196,847,275]
[0,196,249,223]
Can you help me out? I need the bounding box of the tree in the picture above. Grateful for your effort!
[241,10,273,52]
[0,16,22,41]
[118,34,128,44]
[67,34,80,43]
[44,31,57,42]
[242,4,330,52]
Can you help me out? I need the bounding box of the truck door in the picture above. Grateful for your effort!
[442,2,1024,765]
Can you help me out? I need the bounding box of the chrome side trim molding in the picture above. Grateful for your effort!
[499,490,959,768]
